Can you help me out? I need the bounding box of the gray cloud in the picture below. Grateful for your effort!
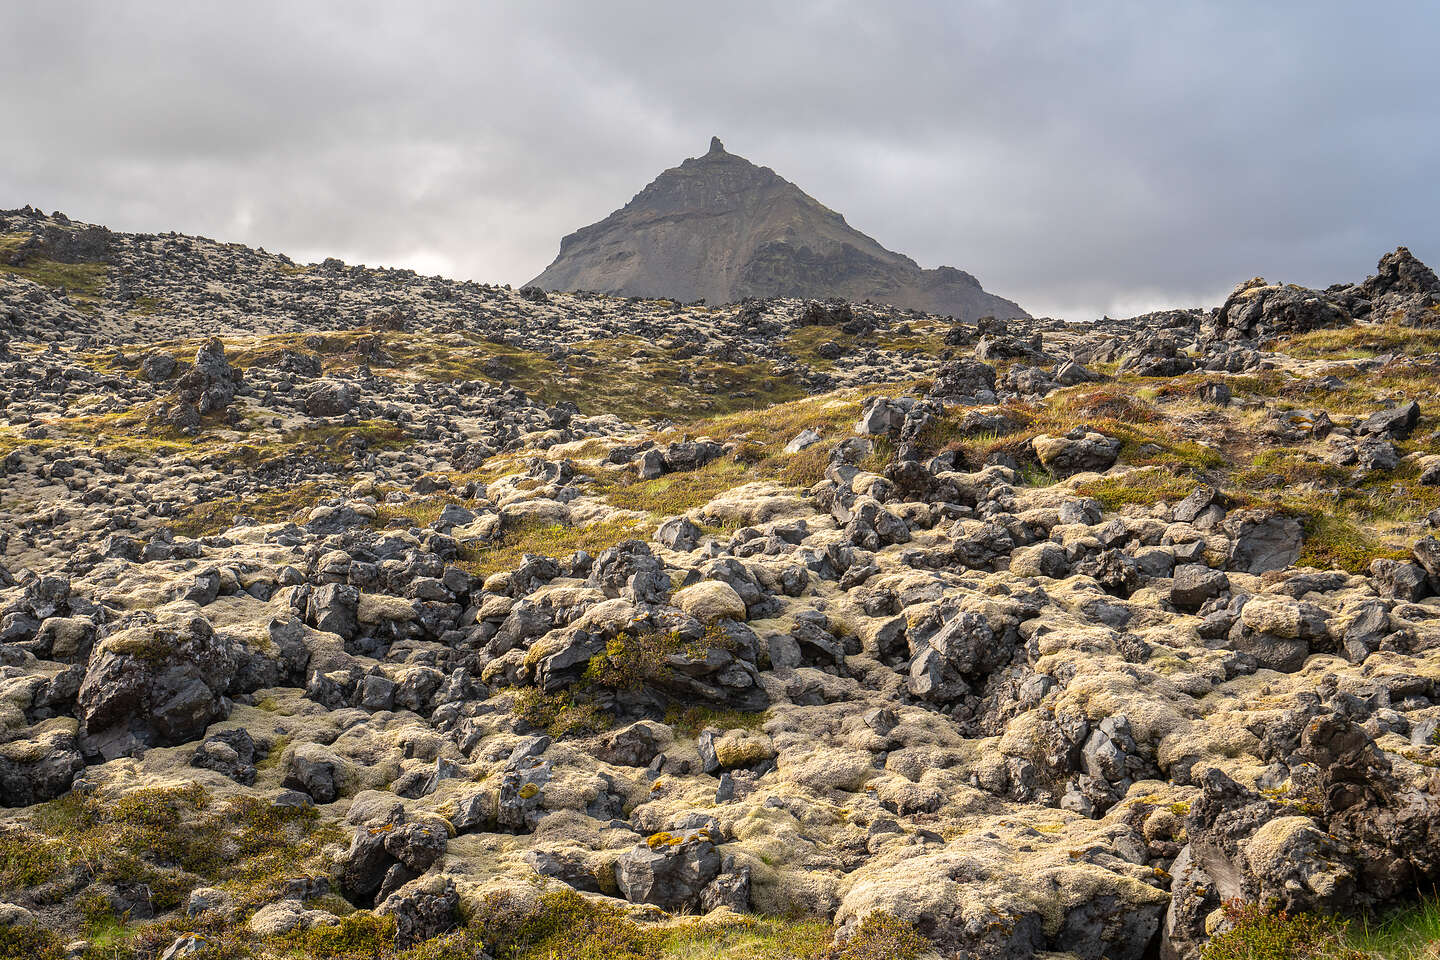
[2,0,1436,319]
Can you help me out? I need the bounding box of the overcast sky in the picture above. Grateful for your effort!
[3,2,1436,320]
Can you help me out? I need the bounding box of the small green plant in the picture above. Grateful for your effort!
[511,688,610,739]
[1200,901,1354,960]
[284,911,402,959]
[823,912,929,960]
[583,628,685,691]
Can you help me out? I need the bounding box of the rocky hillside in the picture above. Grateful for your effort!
[4,205,1440,960]
[529,138,1029,321]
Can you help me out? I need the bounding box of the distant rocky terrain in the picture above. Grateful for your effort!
[529,138,1029,322]
[4,204,1440,960]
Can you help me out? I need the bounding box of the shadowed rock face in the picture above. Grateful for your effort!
[530,137,1029,320]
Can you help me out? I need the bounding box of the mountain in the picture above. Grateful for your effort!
[530,137,1029,319]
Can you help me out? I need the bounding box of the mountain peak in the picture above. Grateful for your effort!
[532,144,1027,319]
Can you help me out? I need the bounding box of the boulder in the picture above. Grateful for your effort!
[615,829,722,910]
[1032,429,1121,474]
[1224,511,1303,574]
[1357,401,1420,440]
[673,580,747,622]
[304,380,358,418]
[77,615,237,750]
[1170,564,1229,611]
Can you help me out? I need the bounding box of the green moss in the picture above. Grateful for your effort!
[105,629,182,665]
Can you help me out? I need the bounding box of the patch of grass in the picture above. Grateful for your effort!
[220,420,410,469]
[661,916,835,960]
[1294,510,1408,574]
[664,705,768,738]
[459,517,643,580]
[284,911,398,960]
[395,931,490,960]
[590,459,750,516]
[25,781,342,923]
[474,887,843,960]
[1344,895,1440,959]
[476,887,654,960]
[1076,470,1199,511]
[168,481,332,538]
[387,332,810,421]
[373,495,470,531]
[1278,319,1440,359]
[584,387,913,512]
[82,895,133,948]
[0,232,108,304]
[129,294,165,316]
[782,326,859,371]
[925,390,1224,472]
[1233,449,1346,489]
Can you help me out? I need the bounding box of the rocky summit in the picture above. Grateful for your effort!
[4,203,1440,960]
[529,137,1029,322]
